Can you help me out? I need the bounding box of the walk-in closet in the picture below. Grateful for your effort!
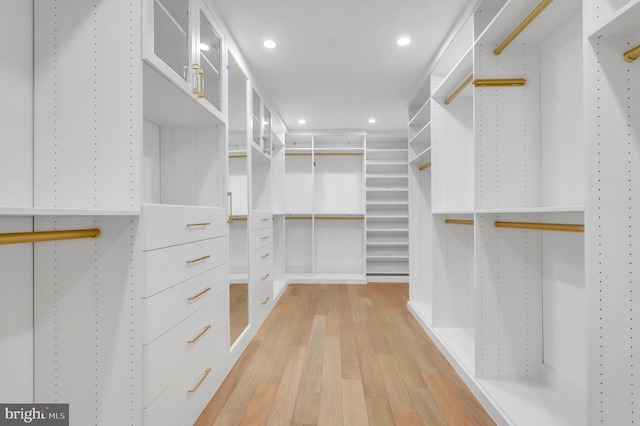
[0,0,638,424]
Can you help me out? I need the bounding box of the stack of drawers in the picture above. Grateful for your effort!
[249,210,274,325]
[141,205,228,426]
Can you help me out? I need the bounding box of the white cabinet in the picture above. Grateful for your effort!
[143,0,223,120]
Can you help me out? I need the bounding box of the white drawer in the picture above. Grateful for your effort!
[250,210,272,231]
[144,330,227,426]
[252,280,274,326]
[142,204,226,251]
[251,260,273,290]
[250,243,273,272]
[143,264,226,344]
[250,227,273,251]
[144,292,227,408]
[143,237,226,297]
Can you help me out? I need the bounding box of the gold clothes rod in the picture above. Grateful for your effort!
[494,0,553,55]
[419,162,432,171]
[314,152,364,156]
[445,219,474,225]
[0,228,101,245]
[495,221,584,232]
[315,216,364,220]
[285,216,312,220]
[445,74,474,105]
[624,44,640,62]
[229,155,247,159]
[474,78,527,87]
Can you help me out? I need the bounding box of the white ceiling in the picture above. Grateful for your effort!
[213,0,471,132]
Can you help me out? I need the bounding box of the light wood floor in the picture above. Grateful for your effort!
[230,283,248,345]
[196,283,495,426]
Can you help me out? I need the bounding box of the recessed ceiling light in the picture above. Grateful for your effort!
[397,37,411,46]
[298,119,306,125]
[264,40,277,49]
[368,118,377,124]
[199,43,210,51]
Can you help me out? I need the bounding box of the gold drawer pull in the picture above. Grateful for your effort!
[187,287,211,301]
[262,273,270,280]
[261,218,270,222]
[187,324,212,344]
[187,222,210,227]
[261,297,270,305]
[188,368,211,393]
[186,255,210,264]
[261,253,270,259]
[261,236,270,241]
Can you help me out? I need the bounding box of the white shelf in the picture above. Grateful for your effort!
[408,99,431,129]
[475,205,585,214]
[366,242,409,247]
[285,148,313,155]
[314,147,364,154]
[409,146,432,166]
[408,121,431,146]
[432,210,475,215]
[587,0,640,38]
[367,255,409,260]
[366,188,409,193]
[367,201,409,206]
[366,228,409,233]
[0,207,140,217]
[433,47,473,100]
[366,160,406,166]
[476,0,582,48]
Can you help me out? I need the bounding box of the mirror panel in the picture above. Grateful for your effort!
[228,54,249,346]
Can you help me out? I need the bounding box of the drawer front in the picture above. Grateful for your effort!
[252,280,274,326]
[250,210,272,231]
[144,330,227,426]
[250,243,273,272]
[144,292,227,408]
[143,264,227,344]
[143,237,226,297]
[142,204,226,251]
[250,227,273,251]
[251,260,274,292]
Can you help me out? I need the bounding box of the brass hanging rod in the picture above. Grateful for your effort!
[474,78,526,87]
[445,74,474,105]
[285,216,313,220]
[314,152,364,156]
[419,162,432,171]
[445,219,474,225]
[315,216,364,221]
[229,155,247,159]
[0,228,101,245]
[495,221,584,232]
[624,44,640,63]
[494,0,553,55]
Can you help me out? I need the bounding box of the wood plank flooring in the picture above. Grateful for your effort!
[195,283,494,426]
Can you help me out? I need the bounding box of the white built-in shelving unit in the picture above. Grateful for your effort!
[365,135,410,280]
[404,0,637,424]
[284,134,366,283]
[0,1,287,425]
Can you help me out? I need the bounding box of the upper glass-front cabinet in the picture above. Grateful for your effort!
[144,0,224,119]
[196,6,222,111]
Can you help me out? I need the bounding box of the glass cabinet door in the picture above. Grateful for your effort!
[252,89,261,148]
[263,107,271,153]
[153,0,190,82]
[196,5,222,111]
